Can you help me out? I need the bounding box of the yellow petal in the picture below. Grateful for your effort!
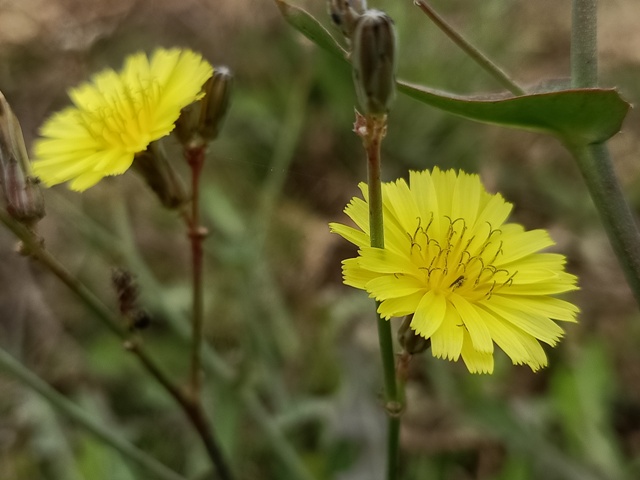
[377,291,424,319]
[430,306,464,360]
[460,331,494,374]
[449,294,494,353]
[411,290,447,338]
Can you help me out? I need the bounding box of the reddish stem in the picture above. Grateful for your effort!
[185,144,208,400]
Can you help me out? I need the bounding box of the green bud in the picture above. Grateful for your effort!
[132,144,188,209]
[0,91,44,224]
[397,314,431,355]
[351,10,397,115]
[174,100,202,147]
[201,66,233,141]
[327,0,367,39]
[175,66,233,146]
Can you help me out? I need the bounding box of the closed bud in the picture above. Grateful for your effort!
[201,66,233,141]
[132,144,188,209]
[397,315,431,355]
[0,91,44,224]
[327,0,367,39]
[174,100,202,147]
[175,66,233,146]
[351,10,397,115]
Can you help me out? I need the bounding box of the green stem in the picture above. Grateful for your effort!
[571,0,598,88]
[414,0,526,96]
[566,142,640,306]
[569,0,640,307]
[358,113,402,480]
[0,347,187,480]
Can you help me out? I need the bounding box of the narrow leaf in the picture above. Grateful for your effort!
[273,0,347,60]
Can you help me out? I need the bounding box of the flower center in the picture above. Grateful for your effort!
[407,214,516,300]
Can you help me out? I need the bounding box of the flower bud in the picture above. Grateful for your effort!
[201,66,233,141]
[397,315,431,355]
[327,0,367,39]
[132,145,188,209]
[175,66,233,146]
[0,91,44,224]
[351,10,397,115]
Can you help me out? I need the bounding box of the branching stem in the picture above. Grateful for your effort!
[0,209,234,480]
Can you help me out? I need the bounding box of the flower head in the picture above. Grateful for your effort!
[330,168,579,374]
[32,48,214,191]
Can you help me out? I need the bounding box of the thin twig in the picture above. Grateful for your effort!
[183,144,236,480]
[51,192,312,480]
[185,144,208,399]
[128,341,234,480]
[0,209,234,480]
[414,0,526,96]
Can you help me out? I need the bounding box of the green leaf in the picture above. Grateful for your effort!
[273,0,347,60]
[397,82,630,144]
[273,0,630,144]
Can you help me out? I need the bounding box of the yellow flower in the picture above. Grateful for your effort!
[330,168,579,374]
[32,48,213,191]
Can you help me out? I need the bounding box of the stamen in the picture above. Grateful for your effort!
[485,280,497,299]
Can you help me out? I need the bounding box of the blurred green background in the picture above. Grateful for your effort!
[1,0,640,479]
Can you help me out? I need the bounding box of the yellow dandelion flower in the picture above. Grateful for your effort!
[32,48,214,191]
[330,168,579,374]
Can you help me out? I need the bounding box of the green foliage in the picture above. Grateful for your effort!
[276,0,630,145]
[1,1,639,480]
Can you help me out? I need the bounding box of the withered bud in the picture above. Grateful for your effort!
[174,66,233,146]
[111,267,151,332]
[0,91,44,224]
[327,0,367,39]
[132,144,188,209]
[397,315,431,355]
[351,10,397,115]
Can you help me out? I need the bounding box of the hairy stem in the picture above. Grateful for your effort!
[569,0,640,307]
[566,142,640,306]
[571,0,598,88]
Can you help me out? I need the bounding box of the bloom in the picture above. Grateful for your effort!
[330,168,579,374]
[32,48,213,191]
